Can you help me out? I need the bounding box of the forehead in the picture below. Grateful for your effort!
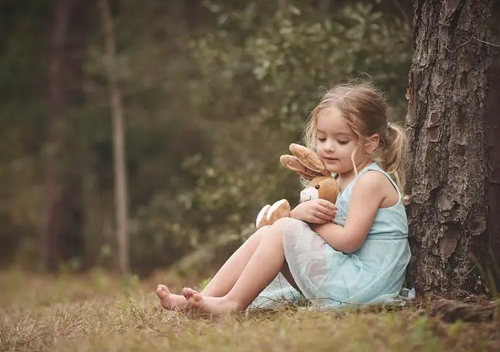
[316,107,353,135]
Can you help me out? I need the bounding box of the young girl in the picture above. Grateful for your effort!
[157,82,411,313]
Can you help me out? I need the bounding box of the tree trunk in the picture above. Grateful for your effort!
[41,0,86,272]
[98,0,130,275]
[406,0,500,294]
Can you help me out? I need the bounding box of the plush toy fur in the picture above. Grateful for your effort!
[255,143,340,228]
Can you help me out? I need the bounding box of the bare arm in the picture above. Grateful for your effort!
[312,172,388,253]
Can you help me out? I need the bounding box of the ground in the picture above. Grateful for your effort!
[0,269,498,352]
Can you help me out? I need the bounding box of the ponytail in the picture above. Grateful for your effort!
[376,123,408,191]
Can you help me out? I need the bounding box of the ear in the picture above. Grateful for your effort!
[280,155,320,180]
[289,143,328,176]
[365,134,380,155]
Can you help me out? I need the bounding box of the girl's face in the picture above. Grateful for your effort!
[315,107,372,176]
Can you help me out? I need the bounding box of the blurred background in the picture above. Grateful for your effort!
[0,0,412,280]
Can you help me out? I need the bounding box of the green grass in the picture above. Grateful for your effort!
[0,269,498,352]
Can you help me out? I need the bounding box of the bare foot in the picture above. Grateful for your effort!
[181,287,199,300]
[186,294,243,314]
[156,284,188,311]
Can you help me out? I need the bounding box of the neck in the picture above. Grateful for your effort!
[337,159,374,191]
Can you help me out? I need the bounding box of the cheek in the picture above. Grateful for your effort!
[337,145,350,156]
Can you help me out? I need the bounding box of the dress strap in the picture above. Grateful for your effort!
[362,163,402,203]
[339,162,377,195]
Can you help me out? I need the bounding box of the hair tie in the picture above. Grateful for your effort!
[387,122,392,130]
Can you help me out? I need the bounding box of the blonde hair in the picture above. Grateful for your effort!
[304,81,408,190]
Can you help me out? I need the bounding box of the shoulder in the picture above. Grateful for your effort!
[355,169,390,190]
[352,170,393,200]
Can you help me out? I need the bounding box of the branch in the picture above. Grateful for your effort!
[473,36,500,48]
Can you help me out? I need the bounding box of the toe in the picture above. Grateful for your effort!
[156,285,169,299]
[182,287,198,299]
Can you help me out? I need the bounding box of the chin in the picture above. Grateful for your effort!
[325,165,340,174]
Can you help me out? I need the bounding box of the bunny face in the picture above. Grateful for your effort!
[300,176,339,204]
[279,143,340,206]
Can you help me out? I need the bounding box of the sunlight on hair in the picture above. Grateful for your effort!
[304,81,408,191]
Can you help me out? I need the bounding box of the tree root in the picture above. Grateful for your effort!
[431,298,499,323]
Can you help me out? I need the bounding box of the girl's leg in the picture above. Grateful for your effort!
[187,217,293,313]
[157,224,270,310]
[183,225,301,298]
[200,225,268,296]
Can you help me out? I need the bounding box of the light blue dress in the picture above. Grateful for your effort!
[250,162,411,309]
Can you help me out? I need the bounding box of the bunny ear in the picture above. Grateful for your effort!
[289,143,329,176]
[280,155,321,180]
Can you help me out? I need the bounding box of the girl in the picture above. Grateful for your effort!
[157,82,411,313]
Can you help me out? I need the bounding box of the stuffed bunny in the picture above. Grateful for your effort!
[255,143,340,228]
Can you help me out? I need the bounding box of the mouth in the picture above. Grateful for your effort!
[322,156,339,163]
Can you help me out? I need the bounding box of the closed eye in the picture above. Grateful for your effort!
[338,140,349,145]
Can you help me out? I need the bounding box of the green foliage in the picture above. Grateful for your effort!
[191,1,411,131]
[0,0,412,274]
[138,0,412,273]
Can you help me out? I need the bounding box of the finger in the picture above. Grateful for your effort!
[314,210,333,222]
[317,204,336,217]
[313,216,330,224]
[317,199,337,211]
[307,216,327,224]
[319,207,337,221]
[305,210,327,224]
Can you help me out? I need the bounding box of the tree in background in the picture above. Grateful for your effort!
[40,0,87,272]
[98,0,130,275]
[406,0,500,294]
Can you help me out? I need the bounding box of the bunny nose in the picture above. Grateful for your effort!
[300,187,319,203]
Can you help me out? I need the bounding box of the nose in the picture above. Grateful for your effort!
[324,139,335,152]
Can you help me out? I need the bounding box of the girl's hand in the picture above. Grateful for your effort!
[290,200,337,224]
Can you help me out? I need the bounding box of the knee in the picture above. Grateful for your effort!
[254,218,302,241]
[249,225,269,242]
[270,217,302,234]
[271,217,303,230]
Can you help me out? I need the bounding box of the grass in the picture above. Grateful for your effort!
[0,269,499,352]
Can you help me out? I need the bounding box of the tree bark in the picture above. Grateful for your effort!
[98,0,130,275]
[41,0,86,272]
[406,0,500,294]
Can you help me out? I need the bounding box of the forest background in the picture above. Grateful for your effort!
[0,0,413,279]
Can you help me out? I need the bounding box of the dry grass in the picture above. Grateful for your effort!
[0,269,499,352]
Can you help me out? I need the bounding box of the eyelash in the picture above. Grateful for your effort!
[317,138,349,145]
